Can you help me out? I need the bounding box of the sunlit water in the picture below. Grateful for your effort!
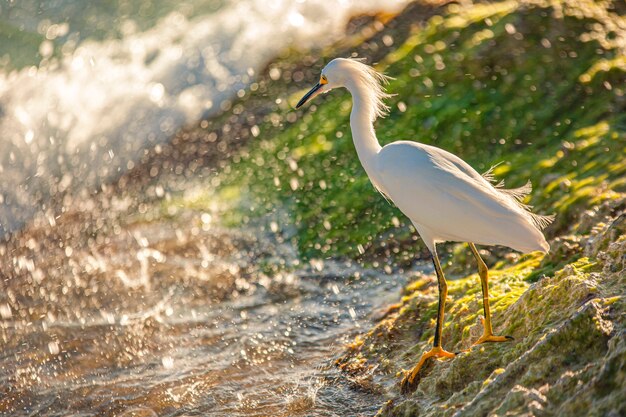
[0,0,410,235]
[1,205,421,416]
[0,2,422,414]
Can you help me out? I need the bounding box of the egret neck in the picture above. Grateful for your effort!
[346,80,382,179]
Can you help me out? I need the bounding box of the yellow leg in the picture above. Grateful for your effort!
[468,243,514,345]
[400,248,455,393]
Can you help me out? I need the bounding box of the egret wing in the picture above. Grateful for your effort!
[377,141,518,220]
[375,141,548,251]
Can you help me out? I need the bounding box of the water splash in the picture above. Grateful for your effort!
[0,0,410,235]
[0,200,419,415]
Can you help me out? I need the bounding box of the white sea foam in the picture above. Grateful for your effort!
[0,0,409,234]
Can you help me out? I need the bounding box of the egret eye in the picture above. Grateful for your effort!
[320,75,328,85]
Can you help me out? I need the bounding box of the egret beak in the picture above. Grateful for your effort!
[296,83,323,109]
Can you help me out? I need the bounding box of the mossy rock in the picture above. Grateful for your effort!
[338,203,625,416]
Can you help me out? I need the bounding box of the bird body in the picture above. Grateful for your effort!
[375,141,550,253]
[295,57,553,392]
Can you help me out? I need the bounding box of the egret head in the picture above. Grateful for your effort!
[295,58,392,121]
[294,63,333,110]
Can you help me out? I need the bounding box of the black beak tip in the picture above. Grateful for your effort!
[295,83,322,110]
[295,95,309,109]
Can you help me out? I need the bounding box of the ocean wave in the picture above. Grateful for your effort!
[0,0,409,235]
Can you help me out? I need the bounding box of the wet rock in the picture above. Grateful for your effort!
[337,200,626,416]
[493,385,547,417]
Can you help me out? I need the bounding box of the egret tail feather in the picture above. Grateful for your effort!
[483,170,554,231]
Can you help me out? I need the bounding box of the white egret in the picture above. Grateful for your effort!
[295,58,553,392]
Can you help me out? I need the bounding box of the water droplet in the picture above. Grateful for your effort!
[0,304,12,319]
[269,67,281,81]
[48,341,60,355]
[162,356,174,369]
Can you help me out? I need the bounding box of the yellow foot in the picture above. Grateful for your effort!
[400,347,455,394]
[472,317,514,345]
[473,333,514,345]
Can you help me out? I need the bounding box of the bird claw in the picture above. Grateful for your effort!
[473,334,514,345]
[399,347,455,394]
[474,317,514,345]
[400,369,421,395]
